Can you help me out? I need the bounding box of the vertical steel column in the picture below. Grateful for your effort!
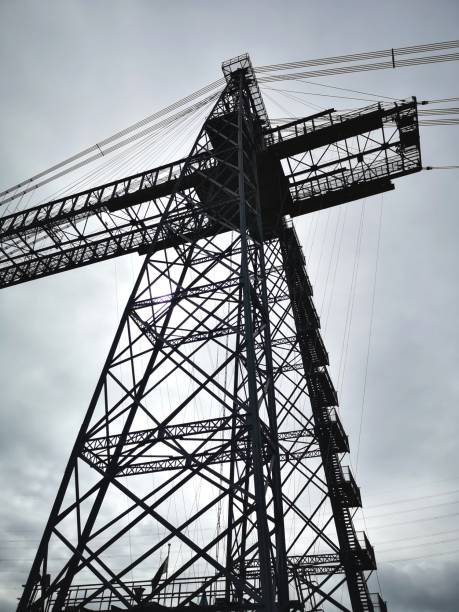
[238,74,290,611]
[235,71,275,611]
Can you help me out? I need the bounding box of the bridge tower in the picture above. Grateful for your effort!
[4,55,421,612]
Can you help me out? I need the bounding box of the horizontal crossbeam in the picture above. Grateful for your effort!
[85,420,314,451]
[56,554,344,610]
[0,101,421,288]
[82,437,320,476]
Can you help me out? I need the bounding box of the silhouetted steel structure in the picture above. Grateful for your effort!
[3,55,421,611]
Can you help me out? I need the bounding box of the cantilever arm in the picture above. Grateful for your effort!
[0,154,214,288]
[0,100,422,289]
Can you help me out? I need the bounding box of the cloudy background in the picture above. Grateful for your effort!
[0,1,458,610]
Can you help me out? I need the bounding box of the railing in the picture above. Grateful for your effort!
[60,574,245,611]
[264,100,417,147]
[354,531,376,570]
[46,554,345,611]
[340,466,362,507]
[0,155,198,237]
[264,108,335,146]
[222,53,270,129]
[370,592,388,612]
[318,408,349,453]
[342,466,361,490]
[290,151,421,203]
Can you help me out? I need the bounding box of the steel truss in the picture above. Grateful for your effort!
[0,88,420,288]
[12,54,421,612]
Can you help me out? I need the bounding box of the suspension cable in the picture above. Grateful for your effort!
[0,80,224,206]
[255,39,459,73]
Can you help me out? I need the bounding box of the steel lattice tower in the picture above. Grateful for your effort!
[2,55,422,612]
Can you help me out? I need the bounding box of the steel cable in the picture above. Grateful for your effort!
[256,51,459,83]
[0,81,224,205]
[255,39,459,73]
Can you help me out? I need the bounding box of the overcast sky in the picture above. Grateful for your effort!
[0,1,458,611]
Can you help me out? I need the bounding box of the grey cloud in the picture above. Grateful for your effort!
[380,561,459,612]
